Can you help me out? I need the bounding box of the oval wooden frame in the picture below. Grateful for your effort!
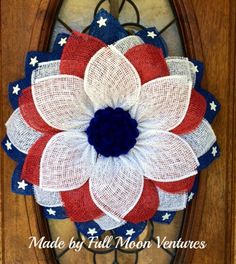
[1,0,235,263]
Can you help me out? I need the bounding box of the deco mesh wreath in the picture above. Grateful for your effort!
[2,9,220,240]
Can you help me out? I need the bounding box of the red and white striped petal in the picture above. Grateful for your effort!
[89,156,144,220]
[40,131,97,191]
[132,76,192,131]
[84,46,141,110]
[31,75,93,131]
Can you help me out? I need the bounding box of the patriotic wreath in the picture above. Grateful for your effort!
[3,9,220,240]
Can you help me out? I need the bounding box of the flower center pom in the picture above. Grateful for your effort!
[86,107,139,157]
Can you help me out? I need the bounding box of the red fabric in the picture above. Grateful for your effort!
[60,32,106,78]
[19,87,59,133]
[124,180,159,223]
[21,134,54,185]
[154,176,195,194]
[172,90,207,135]
[61,181,104,222]
[125,44,169,84]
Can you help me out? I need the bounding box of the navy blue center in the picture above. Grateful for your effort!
[86,107,139,157]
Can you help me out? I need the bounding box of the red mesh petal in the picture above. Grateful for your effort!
[60,32,106,78]
[21,134,54,185]
[19,87,59,133]
[124,180,159,223]
[172,90,207,135]
[125,44,169,84]
[61,181,104,222]
[154,176,195,194]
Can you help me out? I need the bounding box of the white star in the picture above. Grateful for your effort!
[193,65,199,73]
[188,192,194,202]
[5,140,12,150]
[17,180,28,190]
[12,84,21,95]
[47,208,56,216]
[162,213,171,221]
[87,228,97,236]
[210,101,217,111]
[126,228,136,236]
[211,146,218,157]
[96,17,107,28]
[147,31,157,39]
[58,37,67,46]
[29,56,38,67]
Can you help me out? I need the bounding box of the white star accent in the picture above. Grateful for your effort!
[5,140,12,150]
[188,192,194,202]
[210,101,217,111]
[87,228,98,236]
[47,208,56,216]
[193,65,199,73]
[29,56,38,67]
[162,213,171,221]
[12,84,21,95]
[147,31,157,39]
[96,17,107,28]
[211,146,218,157]
[17,180,28,190]
[126,228,136,236]
[58,37,67,46]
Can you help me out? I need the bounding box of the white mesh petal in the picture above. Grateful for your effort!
[31,60,60,84]
[5,108,42,154]
[114,36,144,54]
[132,76,192,131]
[40,131,96,191]
[166,57,196,86]
[84,46,141,110]
[95,215,126,230]
[32,75,94,131]
[181,119,216,157]
[157,188,188,211]
[131,130,199,182]
[90,156,144,220]
[33,185,63,207]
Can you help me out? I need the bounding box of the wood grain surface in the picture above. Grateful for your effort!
[0,0,235,263]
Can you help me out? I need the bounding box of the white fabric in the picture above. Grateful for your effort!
[131,76,192,131]
[84,45,141,110]
[128,130,199,182]
[157,188,188,211]
[90,156,144,220]
[114,36,144,54]
[32,75,94,131]
[40,131,96,191]
[166,57,196,86]
[31,60,60,84]
[181,119,216,157]
[95,215,126,230]
[5,108,42,154]
[34,185,63,207]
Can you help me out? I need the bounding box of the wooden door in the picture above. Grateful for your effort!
[1,0,235,263]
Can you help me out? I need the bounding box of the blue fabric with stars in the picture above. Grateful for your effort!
[152,211,176,224]
[42,206,67,219]
[75,221,104,238]
[187,175,199,204]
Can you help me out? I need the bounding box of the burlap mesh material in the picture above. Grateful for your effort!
[34,185,63,207]
[132,76,192,131]
[124,179,159,223]
[114,35,144,54]
[6,108,42,154]
[157,188,188,211]
[19,87,58,133]
[84,45,141,111]
[60,32,106,78]
[61,181,104,222]
[31,75,94,131]
[154,176,195,194]
[181,119,216,157]
[171,89,207,135]
[125,44,169,84]
[95,215,126,230]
